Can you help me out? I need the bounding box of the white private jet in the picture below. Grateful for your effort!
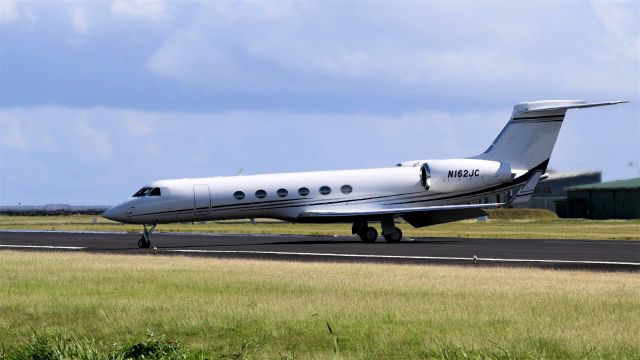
[103,100,627,248]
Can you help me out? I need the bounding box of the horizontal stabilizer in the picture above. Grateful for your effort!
[524,100,628,113]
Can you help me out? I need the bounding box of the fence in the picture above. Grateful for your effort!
[0,204,110,215]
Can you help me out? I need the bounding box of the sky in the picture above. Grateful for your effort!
[0,0,638,205]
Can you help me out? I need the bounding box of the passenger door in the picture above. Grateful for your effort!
[193,184,211,216]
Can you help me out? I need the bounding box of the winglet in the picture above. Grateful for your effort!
[507,171,543,206]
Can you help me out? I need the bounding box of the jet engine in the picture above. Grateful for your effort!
[418,159,512,193]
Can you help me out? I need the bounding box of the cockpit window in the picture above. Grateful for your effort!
[132,187,161,197]
[133,187,152,197]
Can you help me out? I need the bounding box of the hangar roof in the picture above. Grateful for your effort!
[544,171,601,181]
[567,178,640,191]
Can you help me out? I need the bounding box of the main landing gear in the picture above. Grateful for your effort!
[138,224,156,249]
[352,218,403,243]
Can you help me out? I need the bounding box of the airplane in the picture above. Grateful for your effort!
[103,100,627,248]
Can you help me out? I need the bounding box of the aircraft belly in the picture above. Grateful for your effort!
[402,208,487,228]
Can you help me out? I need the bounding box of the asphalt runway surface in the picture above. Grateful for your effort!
[1,231,639,271]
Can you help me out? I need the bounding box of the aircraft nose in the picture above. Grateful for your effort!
[102,204,127,222]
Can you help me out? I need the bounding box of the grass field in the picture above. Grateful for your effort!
[1,212,639,240]
[1,251,639,359]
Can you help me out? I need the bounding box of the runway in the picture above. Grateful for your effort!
[1,231,638,271]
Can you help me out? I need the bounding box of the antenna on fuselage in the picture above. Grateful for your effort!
[236,168,243,176]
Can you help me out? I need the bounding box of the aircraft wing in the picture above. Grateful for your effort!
[297,201,501,228]
[298,171,542,225]
[298,202,503,218]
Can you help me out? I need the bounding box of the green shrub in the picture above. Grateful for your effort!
[485,208,558,220]
[2,332,201,360]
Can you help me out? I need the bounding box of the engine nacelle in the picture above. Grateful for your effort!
[419,159,512,193]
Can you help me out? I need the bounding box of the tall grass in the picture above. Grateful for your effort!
[1,251,638,359]
[2,331,204,360]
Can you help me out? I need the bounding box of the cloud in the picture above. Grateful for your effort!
[0,0,38,28]
[591,1,639,61]
[110,0,168,22]
[0,0,18,23]
[0,116,28,151]
[0,107,112,160]
[0,113,57,151]
[587,0,640,95]
[139,1,639,101]
[146,26,239,85]
[66,6,92,46]
[121,115,155,137]
[1,2,637,205]
[1,1,637,112]
[70,114,113,160]
[2,103,636,205]
[70,7,90,35]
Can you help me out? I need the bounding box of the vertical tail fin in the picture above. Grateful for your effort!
[475,100,627,173]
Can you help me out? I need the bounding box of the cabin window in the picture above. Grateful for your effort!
[340,185,352,194]
[298,187,310,196]
[148,188,161,196]
[255,190,267,199]
[277,188,288,197]
[132,187,152,197]
[234,191,245,200]
[319,186,331,195]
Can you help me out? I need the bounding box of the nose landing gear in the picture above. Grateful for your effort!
[138,224,156,249]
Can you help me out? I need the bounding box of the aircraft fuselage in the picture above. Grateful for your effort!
[104,158,513,225]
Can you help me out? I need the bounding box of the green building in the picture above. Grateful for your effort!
[528,171,601,211]
[557,178,640,219]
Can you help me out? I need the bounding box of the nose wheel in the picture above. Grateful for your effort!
[138,224,156,249]
[138,237,151,249]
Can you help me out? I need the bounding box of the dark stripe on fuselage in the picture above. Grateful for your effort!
[511,119,564,124]
[511,116,564,124]
[512,114,565,120]
[130,190,427,218]
[202,176,530,214]
[170,177,520,215]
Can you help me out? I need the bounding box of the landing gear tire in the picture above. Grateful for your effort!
[137,224,156,249]
[138,237,150,249]
[384,227,403,242]
[359,226,378,243]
